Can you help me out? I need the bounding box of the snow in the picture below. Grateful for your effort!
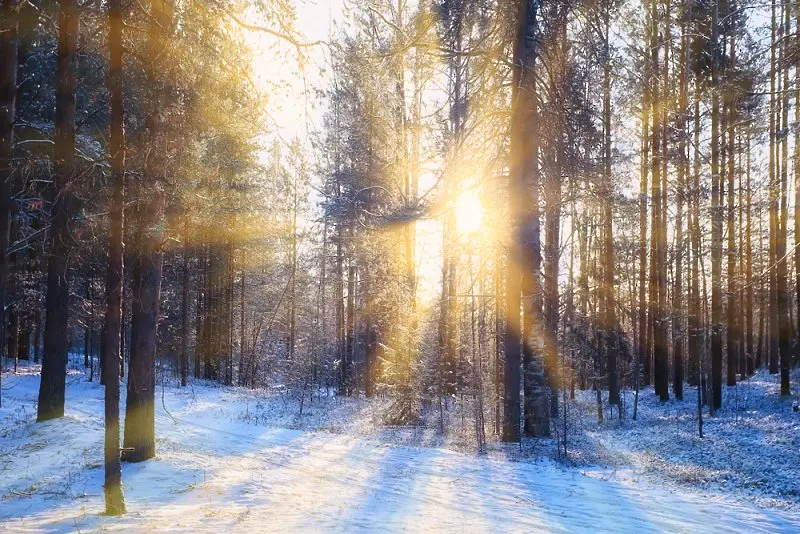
[561,370,800,512]
[2,363,800,532]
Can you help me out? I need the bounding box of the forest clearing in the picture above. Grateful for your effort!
[2,0,800,530]
[1,361,799,532]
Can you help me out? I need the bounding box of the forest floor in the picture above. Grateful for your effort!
[1,359,799,533]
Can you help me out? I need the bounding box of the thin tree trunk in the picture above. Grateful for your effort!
[746,125,754,376]
[769,0,780,376]
[726,31,738,388]
[238,251,246,386]
[777,0,792,396]
[602,5,619,406]
[180,213,189,387]
[638,0,651,389]
[795,0,800,373]
[710,0,723,409]
[543,13,567,419]
[674,0,689,400]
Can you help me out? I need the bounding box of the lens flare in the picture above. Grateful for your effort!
[455,189,483,235]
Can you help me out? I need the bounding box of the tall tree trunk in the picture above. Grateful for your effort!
[194,246,205,379]
[440,2,466,399]
[504,0,547,441]
[655,0,670,402]
[33,309,41,364]
[102,0,126,513]
[769,0,780,376]
[756,195,765,370]
[238,251,246,386]
[180,213,189,387]
[745,125,754,376]
[602,5,619,406]
[795,0,800,374]
[336,221,345,392]
[289,170,297,361]
[344,224,356,396]
[520,3,547,437]
[9,307,18,373]
[123,0,173,462]
[225,231,233,386]
[494,251,503,434]
[777,0,792,396]
[649,0,667,402]
[710,0,723,410]
[0,0,19,409]
[726,32,737,388]
[638,0,651,390]
[543,12,567,418]
[674,0,689,400]
[37,0,77,422]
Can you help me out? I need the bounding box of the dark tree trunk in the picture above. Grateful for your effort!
[768,0,780,376]
[37,0,77,422]
[726,32,737,388]
[519,0,548,438]
[777,0,792,396]
[9,308,18,372]
[649,0,667,402]
[602,6,619,406]
[673,0,690,401]
[344,236,356,396]
[744,130,754,376]
[194,246,204,379]
[710,0,723,410]
[0,0,19,408]
[506,0,547,442]
[336,222,345,392]
[123,0,172,462]
[543,13,567,418]
[638,0,651,395]
[795,2,800,378]
[120,280,126,378]
[84,288,90,369]
[103,0,126,513]
[180,213,189,387]
[33,310,41,363]
[123,207,162,462]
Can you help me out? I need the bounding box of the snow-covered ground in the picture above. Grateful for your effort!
[565,370,800,512]
[1,363,800,533]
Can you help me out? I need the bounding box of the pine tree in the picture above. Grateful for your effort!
[102,0,126,514]
[0,0,20,409]
[37,0,78,422]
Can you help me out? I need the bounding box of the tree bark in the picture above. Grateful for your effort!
[103,0,126,513]
[38,0,77,422]
[638,0,651,395]
[180,213,189,387]
[673,0,689,400]
[505,0,548,441]
[0,0,19,409]
[123,0,173,461]
[726,32,737,388]
[710,0,723,409]
[777,0,792,396]
[768,0,779,376]
[602,4,619,407]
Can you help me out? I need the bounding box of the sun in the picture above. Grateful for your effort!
[455,189,483,235]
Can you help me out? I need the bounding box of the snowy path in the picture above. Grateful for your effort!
[1,372,799,533]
